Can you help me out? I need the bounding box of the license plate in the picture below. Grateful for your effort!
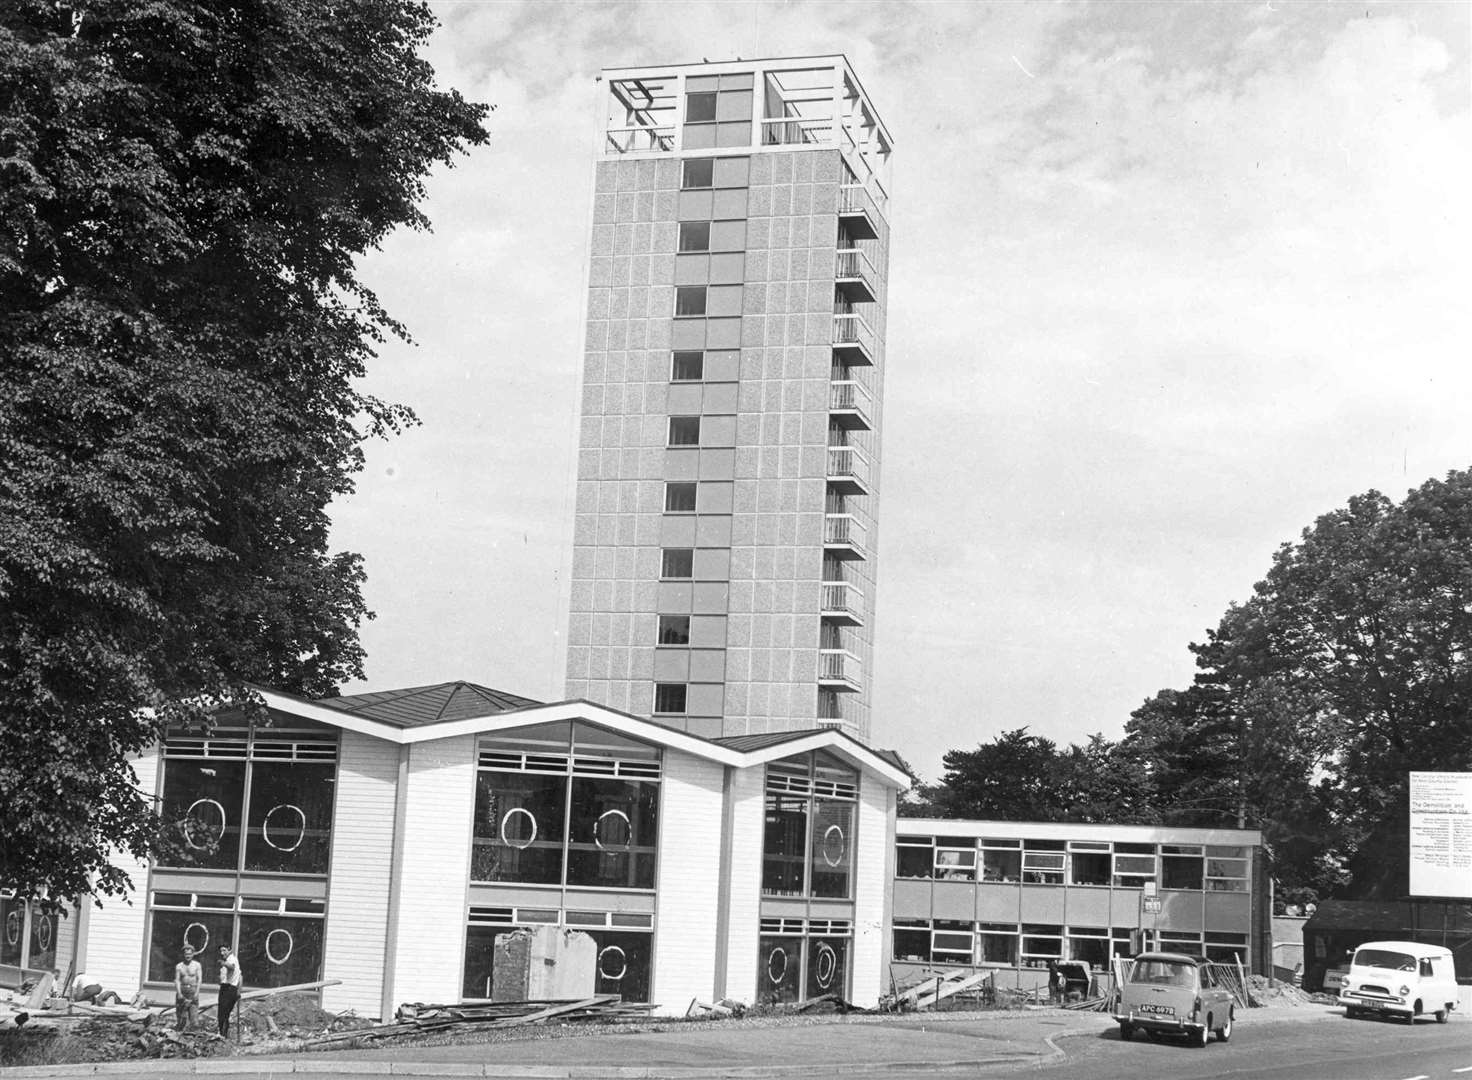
[1138,1004,1175,1016]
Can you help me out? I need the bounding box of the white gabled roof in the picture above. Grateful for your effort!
[252,686,911,789]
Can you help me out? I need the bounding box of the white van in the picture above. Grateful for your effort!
[1337,941,1458,1023]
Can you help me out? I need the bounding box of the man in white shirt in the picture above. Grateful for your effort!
[216,944,242,1038]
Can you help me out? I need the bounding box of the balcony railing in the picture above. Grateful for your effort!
[832,313,875,366]
[826,445,870,495]
[761,116,832,147]
[605,125,675,154]
[837,184,879,240]
[820,581,864,625]
[823,513,866,559]
[835,248,877,303]
[828,380,873,430]
[819,648,862,691]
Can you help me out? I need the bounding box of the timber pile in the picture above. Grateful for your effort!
[881,969,993,1012]
[301,995,656,1048]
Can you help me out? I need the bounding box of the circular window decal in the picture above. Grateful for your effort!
[814,942,837,989]
[183,922,210,952]
[265,929,294,965]
[597,945,627,981]
[33,914,53,953]
[821,824,846,868]
[183,799,227,850]
[500,808,538,850]
[594,809,631,851]
[766,947,788,985]
[262,804,307,852]
[4,911,19,947]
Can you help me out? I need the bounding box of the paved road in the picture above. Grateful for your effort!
[4,1004,1466,1080]
[1036,1011,1472,1080]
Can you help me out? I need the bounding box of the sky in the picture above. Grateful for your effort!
[333,0,1472,782]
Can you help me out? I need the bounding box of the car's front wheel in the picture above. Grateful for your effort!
[1216,1010,1232,1042]
[1435,1005,1449,1024]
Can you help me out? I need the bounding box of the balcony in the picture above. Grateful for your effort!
[832,313,875,367]
[829,380,874,431]
[837,184,879,240]
[819,648,862,692]
[820,581,864,626]
[604,124,675,154]
[834,248,877,303]
[826,445,870,496]
[823,513,866,560]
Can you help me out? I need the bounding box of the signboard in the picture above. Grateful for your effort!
[1142,896,1163,915]
[1409,771,1472,898]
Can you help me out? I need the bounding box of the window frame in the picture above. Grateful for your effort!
[664,481,697,513]
[653,683,688,715]
[667,416,701,446]
[660,547,694,579]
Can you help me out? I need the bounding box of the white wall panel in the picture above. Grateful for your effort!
[83,749,158,997]
[387,736,475,1007]
[650,752,726,1013]
[321,732,400,1017]
[718,764,766,1003]
[850,773,895,1007]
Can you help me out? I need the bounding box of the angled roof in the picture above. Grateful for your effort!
[717,730,912,779]
[312,682,542,729]
[248,683,911,790]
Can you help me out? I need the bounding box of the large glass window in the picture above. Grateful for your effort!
[0,897,24,967]
[1206,847,1248,891]
[1022,840,1065,884]
[1113,843,1157,888]
[472,772,566,884]
[761,754,858,899]
[566,778,659,889]
[1068,842,1111,886]
[756,918,850,1005]
[156,730,337,875]
[244,762,335,874]
[470,722,661,890]
[0,899,58,971]
[146,894,325,989]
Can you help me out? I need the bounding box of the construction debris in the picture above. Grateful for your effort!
[300,994,656,1049]
[881,969,993,1011]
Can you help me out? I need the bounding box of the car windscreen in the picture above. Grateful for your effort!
[1130,961,1195,987]
[1353,949,1415,971]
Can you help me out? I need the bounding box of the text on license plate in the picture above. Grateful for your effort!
[1138,1004,1174,1015]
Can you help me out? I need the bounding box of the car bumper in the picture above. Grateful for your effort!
[1338,994,1411,1016]
[1113,1011,1203,1033]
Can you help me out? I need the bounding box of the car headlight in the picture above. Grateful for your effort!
[1399,985,1410,996]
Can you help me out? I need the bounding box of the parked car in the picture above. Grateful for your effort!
[1113,951,1235,1047]
[1337,941,1457,1024]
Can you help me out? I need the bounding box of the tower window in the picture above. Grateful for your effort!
[681,159,714,189]
[685,92,717,123]
[664,482,697,513]
[653,684,688,715]
[671,352,704,382]
[675,286,706,317]
[668,416,700,446]
[678,222,711,252]
[661,548,694,579]
[657,615,691,646]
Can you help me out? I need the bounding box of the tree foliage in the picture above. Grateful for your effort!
[0,0,488,901]
[919,470,1472,902]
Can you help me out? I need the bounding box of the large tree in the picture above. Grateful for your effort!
[0,0,488,902]
[1190,471,1472,899]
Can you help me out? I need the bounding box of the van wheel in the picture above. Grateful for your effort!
[1216,1011,1232,1042]
[1118,1021,1134,1041]
[1435,1006,1448,1024]
[1192,1021,1209,1047]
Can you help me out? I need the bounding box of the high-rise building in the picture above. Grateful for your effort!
[567,56,893,741]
